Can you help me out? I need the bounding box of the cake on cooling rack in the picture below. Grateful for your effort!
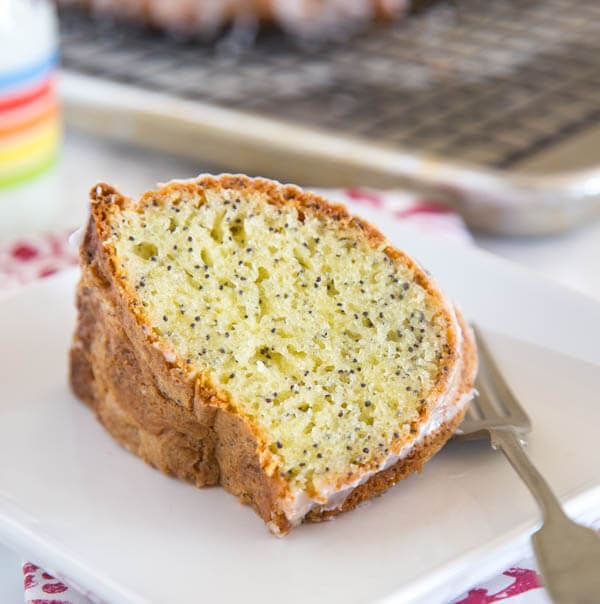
[59,0,411,36]
[70,174,476,534]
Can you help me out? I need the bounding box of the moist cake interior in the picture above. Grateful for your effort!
[110,186,452,494]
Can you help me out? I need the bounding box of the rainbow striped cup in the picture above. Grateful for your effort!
[0,0,60,190]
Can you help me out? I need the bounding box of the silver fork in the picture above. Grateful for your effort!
[455,325,600,603]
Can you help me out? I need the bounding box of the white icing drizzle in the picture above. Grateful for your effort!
[68,225,86,250]
[157,172,276,188]
[152,341,177,363]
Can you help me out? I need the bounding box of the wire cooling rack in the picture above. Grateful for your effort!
[58,0,600,170]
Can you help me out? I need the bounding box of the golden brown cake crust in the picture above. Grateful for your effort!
[70,174,476,534]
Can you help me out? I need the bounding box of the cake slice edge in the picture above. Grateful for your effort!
[70,175,477,534]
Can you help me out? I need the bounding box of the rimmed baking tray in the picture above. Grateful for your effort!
[58,0,600,235]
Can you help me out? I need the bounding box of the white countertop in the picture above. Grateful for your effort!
[1,128,599,602]
[475,222,600,303]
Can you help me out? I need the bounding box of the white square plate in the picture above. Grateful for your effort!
[1,216,600,604]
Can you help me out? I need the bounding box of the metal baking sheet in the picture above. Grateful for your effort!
[58,0,600,234]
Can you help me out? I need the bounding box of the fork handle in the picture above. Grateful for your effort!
[491,428,600,603]
[490,428,568,523]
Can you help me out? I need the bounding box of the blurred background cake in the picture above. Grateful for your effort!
[57,0,412,37]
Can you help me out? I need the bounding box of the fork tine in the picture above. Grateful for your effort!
[456,392,504,438]
[466,397,482,421]
[471,381,504,425]
[461,400,480,426]
[474,371,502,418]
[472,324,532,431]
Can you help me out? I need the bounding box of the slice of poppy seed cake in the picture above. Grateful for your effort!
[70,174,477,535]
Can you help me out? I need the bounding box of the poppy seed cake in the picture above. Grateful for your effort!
[70,174,476,534]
